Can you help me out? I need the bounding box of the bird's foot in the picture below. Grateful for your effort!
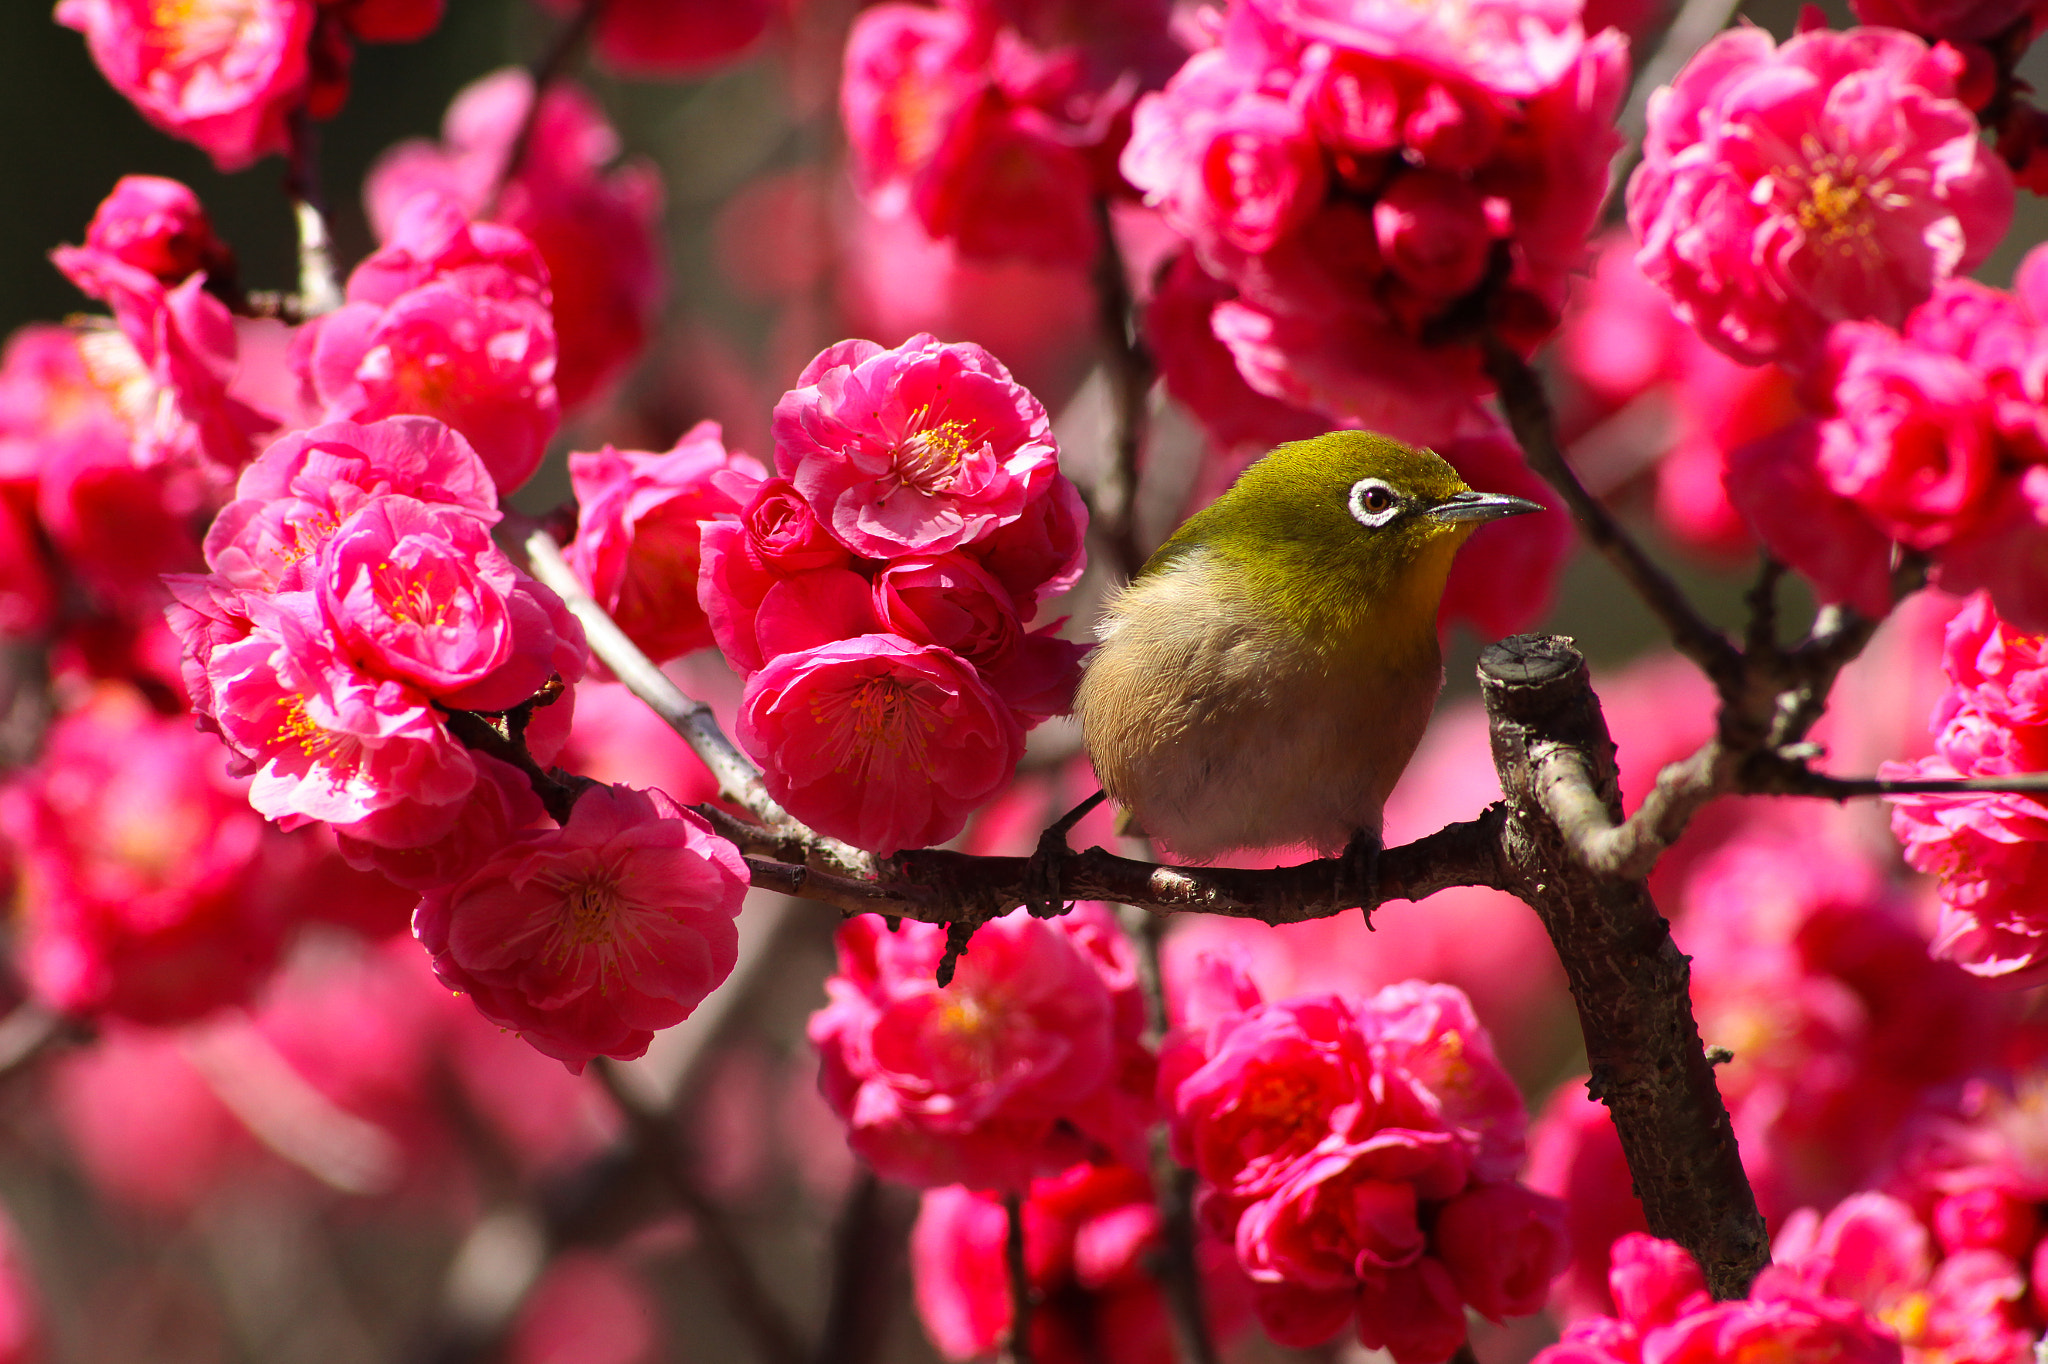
[1333,828,1382,923]
[1022,790,1108,919]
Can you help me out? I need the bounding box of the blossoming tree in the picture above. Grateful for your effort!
[1,0,2047,1359]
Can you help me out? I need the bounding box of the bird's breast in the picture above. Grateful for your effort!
[1076,552,1444,860]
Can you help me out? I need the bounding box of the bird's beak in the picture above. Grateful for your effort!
[1427,489,1545,524]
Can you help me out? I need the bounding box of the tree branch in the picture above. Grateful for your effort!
[518,526,874,876]
[1001,1192,1037,1364]
[489,0,612,215]
[284,109,342,317]
[1091,197,1154,581]
[1483,338,1742,689]
[740,806,1509,926]
[593,1060,806,1364]
[1480,635,1767,1300]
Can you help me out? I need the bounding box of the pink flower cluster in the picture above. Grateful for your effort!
[365,69,664,410]
[415,783,749,1072]
[1125,0,1626,439]
[912,1158,1249,1364]
[709,334,1088,854]
[56,0,444,171]
[808,905,1153,1191]
[1538,1233,1901,1364]
[0,685,294,1025]
[564,422,765,665]
[842,0,1175,268]
[1628,24,2012,372]
[1728,249,2048,626]
[166,414,584,888]
[1886,592,2048,982]
[52,178,280,476]
[291,197,560,494]
[1162,961,1565,1362]
[1775,1190,2046,1362]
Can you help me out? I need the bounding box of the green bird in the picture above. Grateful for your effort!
[1075,431,1541,865]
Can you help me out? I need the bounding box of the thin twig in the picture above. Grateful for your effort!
[524,526,770,818]
[594,1060,806,1364]
[284,109,342,316]
[489,0,613,216]
[1128,911,1224,1364]
[807,1172,911,1364]
[1001,1192,1037,1364]
[1750,765,2048,800]
[1484,338,1742,689]
[1090,196,1154,581]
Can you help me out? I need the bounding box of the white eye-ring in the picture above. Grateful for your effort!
[1348,478,1402,528]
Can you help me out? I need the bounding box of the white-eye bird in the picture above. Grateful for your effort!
[1075,431,1541,864]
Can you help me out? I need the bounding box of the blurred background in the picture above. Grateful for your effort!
[2,0,2047,1361]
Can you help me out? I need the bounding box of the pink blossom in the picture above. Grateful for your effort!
[809,906,1149,1190]
[912,1160,1248,1364]
[772,335,1063,561]
[54,245,278,471]
[295,198,557,492]
[1537,1235,1904,1364]
[1887,594,2048,982]
[315,495,523,696]
[533,0,774,74]
[1145,251,1328,454]
[413,784,748,1072]
[1162,970,1550,1354]
[871,553,1089,721]
[1435,1179,1571,1322]
[1628,25,2013,369]
[208,592,481,838]
[563,422,766,665]
[1121,5,1626,439]
[0,685,292,1024]
[841,3,1122,268]
[334,752,545,892]
[736,634,1025,854]
[1249,0,1590,99]
[1726,420,1900,619]
[33,424,201,609]
[696,522,882,677]
[49,1023,251,1214]
[0,491,54,635]
[1814,323,2000,549]
[202,415,499,593]
[56,0,315,171]
[733,476,847,572]
[72,176,233,286]
[364,70,663,408]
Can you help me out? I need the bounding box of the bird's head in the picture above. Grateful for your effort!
[1143,431,1543,653]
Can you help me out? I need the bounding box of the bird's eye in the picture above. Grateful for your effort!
[1348,478,1402,528]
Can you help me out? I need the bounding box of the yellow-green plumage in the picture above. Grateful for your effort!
[1075,431,1537,861]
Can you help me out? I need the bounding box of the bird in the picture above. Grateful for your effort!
[1073,431,1541,873]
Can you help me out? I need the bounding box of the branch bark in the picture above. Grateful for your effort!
[1481,635,1767,1300]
